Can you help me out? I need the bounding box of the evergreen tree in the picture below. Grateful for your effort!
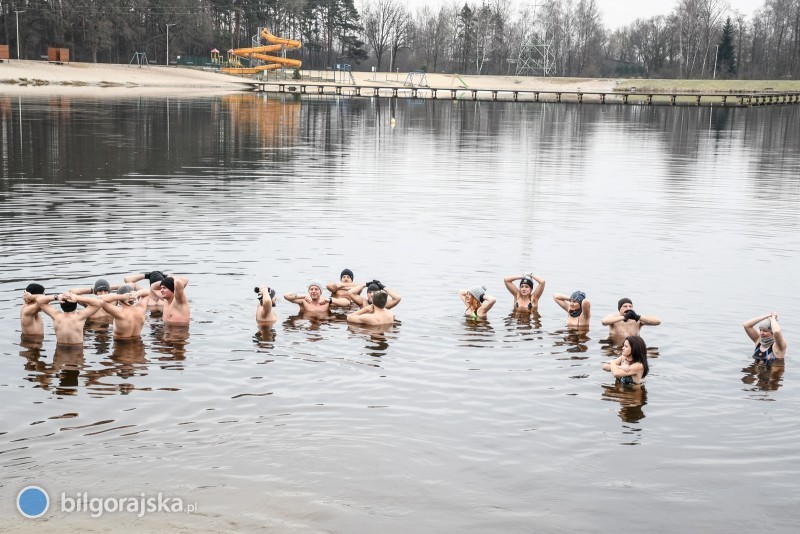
[718,17,736,78]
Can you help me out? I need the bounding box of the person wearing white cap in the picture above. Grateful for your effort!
[743,312,787,364]
[459,285,496,318]
[284,281,350,315]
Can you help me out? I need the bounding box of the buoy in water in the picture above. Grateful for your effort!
[390,117,396,128]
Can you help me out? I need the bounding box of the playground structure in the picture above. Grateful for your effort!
[221,29,301,76]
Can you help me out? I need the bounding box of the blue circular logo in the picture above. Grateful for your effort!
[17,486,49,518]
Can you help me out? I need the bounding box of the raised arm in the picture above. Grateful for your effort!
[459,289,471,307]
[347,283,367,307]
[68,286,93,295]
[346,304,374,323]
[124,272,146,284]
[503,275,522,297]
[477,295,497,317]
[34,293,61,319]
[743,313,771,343]
[553,293,570,312]
[530,274,546,302]
[283,292,307,305]
[66,293,102,321]
[172,276,189,305]
[98,293,127,319]
[384,287,402,310]
[256,286,275,321]
[769,314,787,353]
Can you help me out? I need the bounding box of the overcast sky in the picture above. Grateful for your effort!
[398,0,760,30]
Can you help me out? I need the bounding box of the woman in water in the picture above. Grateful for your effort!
[503,272,545,311]
[553,290,591,328]
[743,312,787,364]
[603,335,649,385]
[460,286,496,318]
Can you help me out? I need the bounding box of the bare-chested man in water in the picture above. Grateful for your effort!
[346,290,395,326]
[125,271,168,311]
[100,285,151,339]
[601,298,661,339]
[284,281,350,315]
[33,292,102,345]
[150,276,190,326]
[21,283,47,338]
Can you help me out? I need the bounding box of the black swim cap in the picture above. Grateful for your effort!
[26,283,45,295]
[341,268,354,280]
[618,298,633,311]
[520,278,534,289]
[60,301,78,313]
[367,283,380,293]
[147,271,165,284]
[161,277,175,292]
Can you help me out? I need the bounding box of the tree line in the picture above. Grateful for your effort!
[0,0,798,79]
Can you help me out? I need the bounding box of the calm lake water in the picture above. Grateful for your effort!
[1,93,799,531]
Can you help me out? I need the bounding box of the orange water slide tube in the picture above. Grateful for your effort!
[231,44,283,56]
[260,29,302,49]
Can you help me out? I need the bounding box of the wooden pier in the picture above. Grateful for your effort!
[249,81,800,107]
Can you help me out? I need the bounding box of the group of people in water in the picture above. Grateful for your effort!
[18,268,787,387]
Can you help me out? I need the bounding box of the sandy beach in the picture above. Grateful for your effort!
[0,59,621,97]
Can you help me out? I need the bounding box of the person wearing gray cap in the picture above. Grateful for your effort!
[68,278,119,322]
[459,285,496,318]
[743,312,787,364]
[284,281,350,315]
[553,290,592,329]
[98,285,151,339]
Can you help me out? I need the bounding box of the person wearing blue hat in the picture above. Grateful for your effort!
[553,290,591,329]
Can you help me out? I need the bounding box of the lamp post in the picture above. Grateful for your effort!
[15,10,26,60]
[713,44,719,80]
[166,24,176,66]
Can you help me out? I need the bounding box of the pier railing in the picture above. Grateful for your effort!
[249,81,800,107]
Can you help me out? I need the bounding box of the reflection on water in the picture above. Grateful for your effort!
[741,361,785,398]
[601,383,648,445]
[1,94,799,530]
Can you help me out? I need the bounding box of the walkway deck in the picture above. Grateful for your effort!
[249,81,800,107]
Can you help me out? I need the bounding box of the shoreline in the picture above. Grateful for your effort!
[2,60,798,98]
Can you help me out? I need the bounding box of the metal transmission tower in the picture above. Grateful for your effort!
[515,1,555,77]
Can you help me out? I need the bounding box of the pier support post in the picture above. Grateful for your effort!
[534,92,540,102]
[600,94,605,104]
[647,94,653,105]
[696,95,701,106]
[577,93,583,103]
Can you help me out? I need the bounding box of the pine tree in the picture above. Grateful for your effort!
[718,17,736,78]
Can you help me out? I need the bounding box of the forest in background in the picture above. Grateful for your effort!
[0,0,798,79]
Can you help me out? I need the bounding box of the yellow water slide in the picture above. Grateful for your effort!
[221,29,302,75]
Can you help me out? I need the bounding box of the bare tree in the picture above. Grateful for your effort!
[363,0,404,71]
